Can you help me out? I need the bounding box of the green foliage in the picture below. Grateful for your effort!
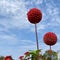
[0,56,4,60]
[21,50,58,60]
[42,50,58,60]
[24,49,41,60]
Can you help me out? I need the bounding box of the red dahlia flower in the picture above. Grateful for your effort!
[27,8,42,24]
[24,52,30,55]
[4,56,12,60]
[43,32,57,46]
[19,56,24,60]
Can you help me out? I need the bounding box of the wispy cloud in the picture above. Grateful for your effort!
[24,0,43,5]
[0,0,60,60]
[0,0,30,30]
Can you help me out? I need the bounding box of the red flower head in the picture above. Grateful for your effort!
[4,56,12,60]
[24,52,30,55]
[43,32,57,46]
[19,56,24,60]
[27,8,42,24]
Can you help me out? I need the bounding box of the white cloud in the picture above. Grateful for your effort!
[37,0,60,32]
[0,34,18,46]
[0,38,36,59]
[36,0,43,4]
[0,0,30,30]
[30,24,46,32]
[52,42,60,52]
[0,0,25,15]
[24,0,43,6]
[37,24,46,31]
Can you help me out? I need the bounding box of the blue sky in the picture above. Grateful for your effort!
[0,0,60,59]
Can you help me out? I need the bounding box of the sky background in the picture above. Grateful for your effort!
[0,0,60,60]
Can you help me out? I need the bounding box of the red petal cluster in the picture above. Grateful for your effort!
[4,56,12,60]
[43,32,57,46]
[24,52,30,55]
[27,8,42,24]
[19,56,24,60]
